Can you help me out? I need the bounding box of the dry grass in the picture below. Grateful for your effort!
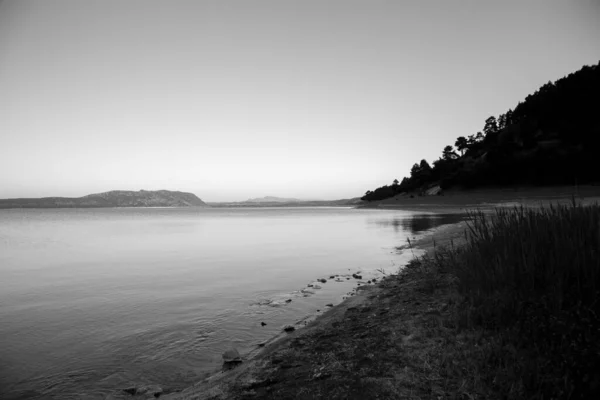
[421,201,600,399]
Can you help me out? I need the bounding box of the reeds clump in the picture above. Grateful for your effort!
[446,202,600,398]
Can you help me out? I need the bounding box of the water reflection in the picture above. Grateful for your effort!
[0,207,424,400]
[372,213,465,234]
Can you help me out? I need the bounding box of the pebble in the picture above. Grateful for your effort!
[222,348,242,363]
[121,384,163,397]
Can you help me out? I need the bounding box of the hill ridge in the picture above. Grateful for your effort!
[362,61,600,202]
[0,190,207,209]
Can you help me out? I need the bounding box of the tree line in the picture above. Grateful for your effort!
[362,61,600,201]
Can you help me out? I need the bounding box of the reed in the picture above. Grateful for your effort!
[434,201,600,398]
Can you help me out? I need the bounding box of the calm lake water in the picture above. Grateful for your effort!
[0,207,462,399]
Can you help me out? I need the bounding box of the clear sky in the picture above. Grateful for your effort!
[1,1,599,201]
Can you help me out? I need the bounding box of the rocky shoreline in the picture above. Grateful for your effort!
[146,221,469,400]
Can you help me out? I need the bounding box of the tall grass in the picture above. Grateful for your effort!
[440,202,600,398]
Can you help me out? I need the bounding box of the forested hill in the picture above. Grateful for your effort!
[0,190,208,208]
[362,62,600,201]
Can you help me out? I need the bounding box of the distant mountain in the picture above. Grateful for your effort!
[207,197,364,208]
[0,190,207,209]
[242,196,305,203]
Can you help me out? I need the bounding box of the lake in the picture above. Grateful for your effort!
[0,207,462,399]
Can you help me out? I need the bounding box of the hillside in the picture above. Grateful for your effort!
[243,196,304,203]
[0,190,207,209]
[362,61,600,201]
[208,197,363,208]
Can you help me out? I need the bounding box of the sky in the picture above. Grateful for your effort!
[1,1,599,202]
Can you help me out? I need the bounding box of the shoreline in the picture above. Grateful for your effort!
[357,184,600,212]
[160,220,469,400]
[161,191,600,399]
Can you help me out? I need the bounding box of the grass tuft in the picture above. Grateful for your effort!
[434,202,600,398]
